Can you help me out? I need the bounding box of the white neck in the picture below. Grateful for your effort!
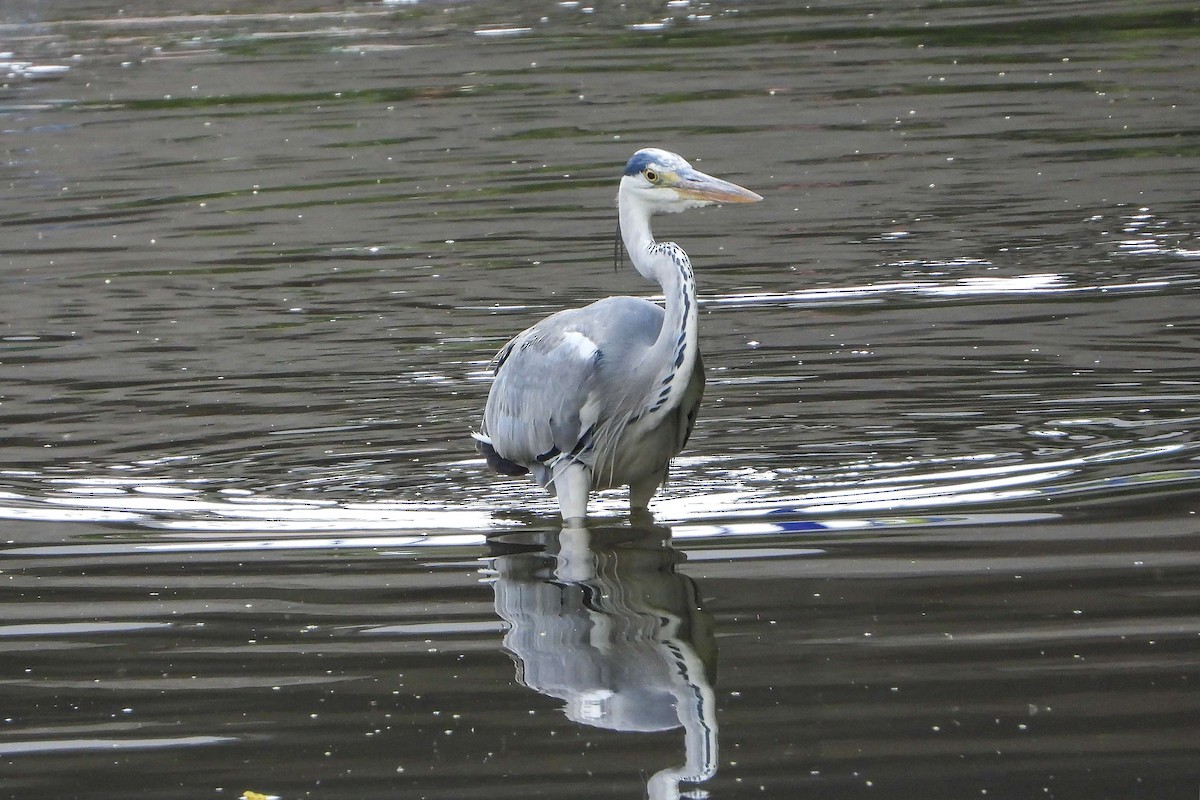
[617,184,700,420]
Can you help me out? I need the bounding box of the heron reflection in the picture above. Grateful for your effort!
[485,524,717,800]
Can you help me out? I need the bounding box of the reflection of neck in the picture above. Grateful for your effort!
[645,631,719,800]
[551,526,718,800]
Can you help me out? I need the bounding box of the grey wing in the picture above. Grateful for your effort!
[480,317,608,477]
[678,350,705,450]
[479,298,663,480]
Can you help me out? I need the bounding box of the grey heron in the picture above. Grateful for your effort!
[475,148,762,525]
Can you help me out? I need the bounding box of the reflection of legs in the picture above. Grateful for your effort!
[553,461,590,527]
[554,526,595,583]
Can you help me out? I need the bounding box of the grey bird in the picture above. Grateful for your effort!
[475,148,762,525]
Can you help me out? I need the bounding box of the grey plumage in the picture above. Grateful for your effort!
[476,148,761,524]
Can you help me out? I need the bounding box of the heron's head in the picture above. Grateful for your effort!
[619,147,762,215]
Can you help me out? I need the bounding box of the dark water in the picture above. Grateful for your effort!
[2,1,1199,798]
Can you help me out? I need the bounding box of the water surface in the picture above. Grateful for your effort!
[1,1,1198,798]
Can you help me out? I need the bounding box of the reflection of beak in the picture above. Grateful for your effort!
[673,168,763,204]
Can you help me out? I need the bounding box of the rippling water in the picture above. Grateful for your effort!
[2,1,1198,798]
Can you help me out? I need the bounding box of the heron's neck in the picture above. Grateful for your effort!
[619,203,699,418]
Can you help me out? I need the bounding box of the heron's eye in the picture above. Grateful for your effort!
[644,169,659,183]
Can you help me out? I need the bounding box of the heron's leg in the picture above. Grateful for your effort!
[629,470,664,512]
[553,461,591,527]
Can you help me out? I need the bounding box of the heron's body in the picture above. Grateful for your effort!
[481,295,704,497]
[476,148,760,524]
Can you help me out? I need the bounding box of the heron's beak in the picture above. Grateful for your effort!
[672,167,763,204]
